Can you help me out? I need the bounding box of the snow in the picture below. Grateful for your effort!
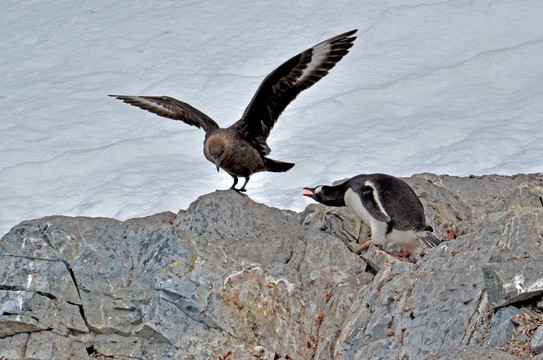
[2,0,543,236]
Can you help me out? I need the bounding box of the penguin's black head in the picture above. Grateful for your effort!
[303,185,345,206]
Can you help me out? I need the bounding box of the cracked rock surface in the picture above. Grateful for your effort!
[1,173,543,359]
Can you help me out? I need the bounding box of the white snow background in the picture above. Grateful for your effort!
[2,1,543,236]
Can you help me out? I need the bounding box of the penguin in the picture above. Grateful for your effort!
[110,30,357,192]
[304,173,441,256]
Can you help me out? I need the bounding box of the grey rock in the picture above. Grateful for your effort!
[0,333,28,359]
[0,173,542,359]
[482,256,543,309]
[334,231,495,359]
[24,331,89,360]
[532,324,543,354]
[0,289,88,337]
[415,173,543,227]
[495,213,543,257]
[435,344,521,359]
[1,191,369,359]
[487,306,520,346]
[302,204,367,245]
[488,183,543,225]
[0,313,49,338]
[357,241,408,272]
[406,174,475,238]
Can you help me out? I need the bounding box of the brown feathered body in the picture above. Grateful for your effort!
[204,130,265,178]
[110,30,357,191]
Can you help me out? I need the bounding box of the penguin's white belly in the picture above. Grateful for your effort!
[387,229,419,246]
[344,188,419,247]
[344,188,388,246]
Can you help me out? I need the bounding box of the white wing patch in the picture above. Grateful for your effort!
[135,97,174,116]
[364,180,390,219]
[298,40,330,84]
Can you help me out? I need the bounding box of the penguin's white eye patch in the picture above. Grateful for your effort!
[315,186,323,195]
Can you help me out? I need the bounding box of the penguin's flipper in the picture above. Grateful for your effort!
[360,185,391,223]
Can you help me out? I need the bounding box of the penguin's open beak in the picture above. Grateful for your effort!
[215,158,221,172]
[303,187,315,198]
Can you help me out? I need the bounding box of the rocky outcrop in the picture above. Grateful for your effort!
[1,173,543,359]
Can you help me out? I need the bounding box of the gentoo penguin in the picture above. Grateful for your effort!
[110,30,357,192]
[304,173,441,255]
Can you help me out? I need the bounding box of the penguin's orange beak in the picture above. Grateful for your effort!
[303,187,315,197]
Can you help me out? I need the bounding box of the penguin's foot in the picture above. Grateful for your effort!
[396,246,418,263]
[357,239,373,252]
[357,240,412,262]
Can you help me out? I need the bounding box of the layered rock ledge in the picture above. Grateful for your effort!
[1,173,543,359]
